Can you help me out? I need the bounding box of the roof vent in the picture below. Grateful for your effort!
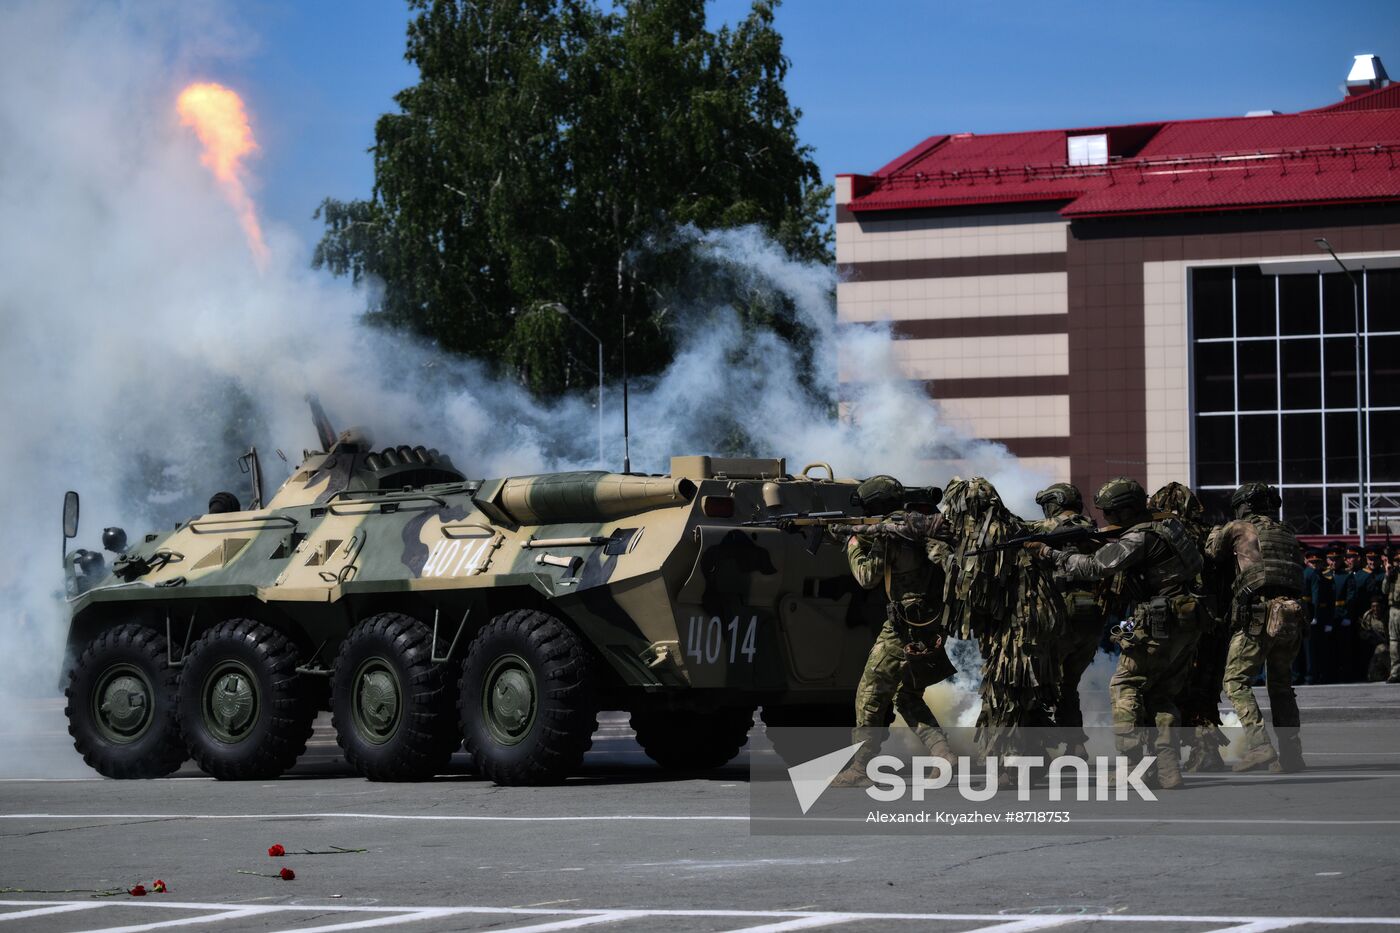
[1347,53,1390,96]
[1245,109,1281,117]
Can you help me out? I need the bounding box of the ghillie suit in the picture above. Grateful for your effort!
[1149,482,1229,772]
[941,478,1065,759]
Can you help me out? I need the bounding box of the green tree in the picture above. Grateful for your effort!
[315,0,829,396]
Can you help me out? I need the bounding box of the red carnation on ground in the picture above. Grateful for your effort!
[128,884,146,897]
[152,880,167,893]
[279,868,295,881]
[268,844,286,857]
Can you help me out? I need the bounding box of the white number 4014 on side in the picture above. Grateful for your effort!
[686,615,757,665]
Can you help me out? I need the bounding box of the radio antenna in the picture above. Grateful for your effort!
[622,312,631,474]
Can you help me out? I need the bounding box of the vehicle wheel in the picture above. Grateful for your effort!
[177,619,315,780]
[65,624,185,779]
[760,704,856,765]
[459,609,597,786]
[331,613,459,781]
[630,707,755,771]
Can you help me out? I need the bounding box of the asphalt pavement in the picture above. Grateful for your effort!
[1,685,1398,933]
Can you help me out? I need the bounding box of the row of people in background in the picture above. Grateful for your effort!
[1301,542,1399,684]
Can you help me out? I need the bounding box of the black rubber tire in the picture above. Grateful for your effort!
[760,704,856,765]
[459,609,597,786]
[630,707,755,771]
[65,624,185,779]
[177,619,315,780]
[330,613,459,781]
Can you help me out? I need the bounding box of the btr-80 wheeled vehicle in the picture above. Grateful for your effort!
[60,402,890,784]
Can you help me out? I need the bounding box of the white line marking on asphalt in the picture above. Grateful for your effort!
[261,908,457,933]
[952,918,1084,933]
[67,907,272,933]
[5,900,1400,928]
[712,914,851,932]
[0,902,105,921]
[1316,871,1343,876]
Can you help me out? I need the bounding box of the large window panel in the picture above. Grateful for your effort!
[1281,487,1324,535]
[1323,337,1359,409]
[1369,410,1399,482]
[1236,345,1278,411]
[1367,268,1398,333]
[1278,272,1319,336]
[1368,334,1399,407]
[1281,413,1322,484]
[1192,268,1234,340]
[1323,271,1360,335]
[1195,415,1236,486]
[1237,415,1279,482]
[1234,266,1275,338]
[1325,412,1360,484]
[1280,339,1322,410]
[1194,342,1234,412]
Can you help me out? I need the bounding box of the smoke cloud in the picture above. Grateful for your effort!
[0,0,1046,773]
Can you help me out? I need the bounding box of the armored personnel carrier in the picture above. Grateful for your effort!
[60,402,890,784]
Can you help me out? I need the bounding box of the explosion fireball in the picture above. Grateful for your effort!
[176,81,269,267]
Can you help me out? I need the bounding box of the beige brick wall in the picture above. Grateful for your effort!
[837,272,1068,322]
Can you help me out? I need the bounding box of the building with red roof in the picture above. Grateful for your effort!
[836,55,1400,534]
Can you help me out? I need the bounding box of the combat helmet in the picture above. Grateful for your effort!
[1230,481,1280,518]
[1034,482,1082,518]
[1148,481,1204,523]
[1094,476,1147,519]
[852,474,905,514]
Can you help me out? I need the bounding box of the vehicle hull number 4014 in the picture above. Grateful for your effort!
[686,615,757,665]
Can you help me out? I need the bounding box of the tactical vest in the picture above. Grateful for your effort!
[1134,517,1204,596]
[1037,510,1103,624]
[1231,515,1304,601]
[862,514,942,628]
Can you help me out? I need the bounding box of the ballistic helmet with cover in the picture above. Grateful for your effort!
[853,474,905,514]
[1230,481,1280,518]
[1034,482,1082,518]
[1094,476,1147,517]
[1148,481,1204,523]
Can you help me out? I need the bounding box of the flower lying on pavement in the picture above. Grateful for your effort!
[128,884,146,897]
[267,844,286,857]
[279,868,295,881]
[152,880,167,893]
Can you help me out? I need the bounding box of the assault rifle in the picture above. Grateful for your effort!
[966,523,1124,557]
[744,507,937,555]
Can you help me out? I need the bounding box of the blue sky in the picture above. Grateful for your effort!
[225,0,1400,247]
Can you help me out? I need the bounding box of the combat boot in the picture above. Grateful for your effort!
[1232,726,1278,772]
[1276,735,1306,773]
[1153,745,1184,789]
[829,729,880,787]
[1187,742,1226,773]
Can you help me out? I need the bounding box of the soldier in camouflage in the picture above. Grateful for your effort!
[1149,482,1228,773]
[828,476,957,787]
[1030,477,1203,789]
[1209,482,1308,772]
[1029,483,1103,758]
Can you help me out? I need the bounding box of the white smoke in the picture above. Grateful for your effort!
[0,0,1046,772]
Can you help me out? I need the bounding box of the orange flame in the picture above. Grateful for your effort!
[176,82,269,267]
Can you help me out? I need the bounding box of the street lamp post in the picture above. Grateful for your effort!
[547,302,605,468]
[1314,238,1367,545]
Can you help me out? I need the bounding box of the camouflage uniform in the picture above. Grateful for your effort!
[1149,482,1228,772]
[1387,556,1400,683]
[1045,477,1202,788]
[1208,482,1307,772]
[831,478,955,784]
[943,478,1064,760]
[1029,484,1103,752]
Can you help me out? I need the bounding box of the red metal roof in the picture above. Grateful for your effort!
[846,91,1400,218]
